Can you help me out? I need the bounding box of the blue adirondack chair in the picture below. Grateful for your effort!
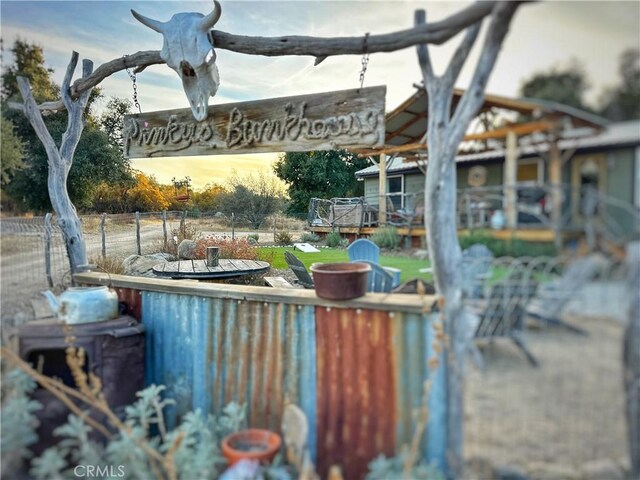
[358,260,394,293]
[347,238,401,287]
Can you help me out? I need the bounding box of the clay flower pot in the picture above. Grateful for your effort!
[310,262,371,300]
[221,429,282,466]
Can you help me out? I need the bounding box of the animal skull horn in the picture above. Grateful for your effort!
[131,0,222,122]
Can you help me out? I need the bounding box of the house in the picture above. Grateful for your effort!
[308,85,640,249]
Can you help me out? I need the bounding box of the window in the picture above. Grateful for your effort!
[517,159,544,183]
[387,176,403,210]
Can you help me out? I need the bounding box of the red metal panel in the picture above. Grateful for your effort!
[115,287,142,320]
[316,307,396,479]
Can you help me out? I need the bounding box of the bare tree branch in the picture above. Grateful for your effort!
[443,22,482,88]
[10,2,499,113]
[415,10,435,86]
[449,2,520,147]
[61,54,94,164]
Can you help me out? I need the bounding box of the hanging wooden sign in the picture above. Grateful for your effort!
[123,86,386,158]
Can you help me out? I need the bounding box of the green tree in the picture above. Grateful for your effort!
[1,38,59,102]
[599,48,640,121]
[192,183,226,212]
[0,116,25,184]
[1,39,133,212]
[273,149,369,216]
[519,59,592,112]
[218,170,285,229]
[100,97,133,149]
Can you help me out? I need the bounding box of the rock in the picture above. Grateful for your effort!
[413,249,429,259]
[495,464,529,480]
[392,278,436,294]
[178,239,198,259]
[527,463,580,480]
[580,458,624,480]
[123,253,174,277]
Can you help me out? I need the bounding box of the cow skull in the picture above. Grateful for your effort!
[132,0,222,121]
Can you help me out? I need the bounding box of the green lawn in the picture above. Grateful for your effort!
[257,247,432,282]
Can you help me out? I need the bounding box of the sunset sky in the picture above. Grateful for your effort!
[2,1,639,189]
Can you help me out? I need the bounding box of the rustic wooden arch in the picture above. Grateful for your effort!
[13,2,528,476]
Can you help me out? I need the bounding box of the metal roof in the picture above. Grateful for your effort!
[381,86,609,148]
[356,120,640,178]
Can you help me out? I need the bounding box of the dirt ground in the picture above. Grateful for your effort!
[464,314,630,479]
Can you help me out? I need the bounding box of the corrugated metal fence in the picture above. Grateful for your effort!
[104,281,446,479]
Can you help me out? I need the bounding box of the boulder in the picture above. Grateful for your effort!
[581,458,624,480]
[123,253,174,277]
[178,240,198,260]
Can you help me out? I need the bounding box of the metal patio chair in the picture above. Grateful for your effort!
[284,251,314,289]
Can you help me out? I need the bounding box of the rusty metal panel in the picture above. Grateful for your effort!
[392,312,447,473]
[115,287,142,320]
[141,292,317,458]
[315,306,396,480]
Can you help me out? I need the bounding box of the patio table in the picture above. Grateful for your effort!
[152,259,270,280]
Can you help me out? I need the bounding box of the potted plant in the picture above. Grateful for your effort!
[221,428,282,466]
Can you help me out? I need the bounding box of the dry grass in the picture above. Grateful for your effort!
[464,315,627,475]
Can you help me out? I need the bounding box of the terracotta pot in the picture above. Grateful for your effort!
[310,262,371,300]
[221,429,282,466]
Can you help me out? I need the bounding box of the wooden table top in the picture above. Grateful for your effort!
[152,259,270,279]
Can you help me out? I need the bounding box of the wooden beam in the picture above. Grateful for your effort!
[74,272,436,314]
[386,110,429,142]
[355,120,558,157]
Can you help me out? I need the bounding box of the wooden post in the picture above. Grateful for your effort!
[16,53,93,274]
[379,153,387,225]
[504,130,518,231]
[273,216,277,237]
[625,241,640,478]
[135,211,141,255]
[100,213,107,258]
[549,138,563,250]
[162,210,168,250]
[44,213,53,288]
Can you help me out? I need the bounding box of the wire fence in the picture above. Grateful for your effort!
[0,210,308,318]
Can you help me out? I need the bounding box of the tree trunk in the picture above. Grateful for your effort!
[625,241,640,478]
[17,52,94,274]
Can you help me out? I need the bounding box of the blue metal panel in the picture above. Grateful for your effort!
[141,292,317,460]
[392,312,447,473]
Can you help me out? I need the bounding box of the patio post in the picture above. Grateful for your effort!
[504,130,518,231]
[379,153,387,225]
[549,138,563,250]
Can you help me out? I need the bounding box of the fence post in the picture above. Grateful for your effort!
[180,210,187,236]
[100,213,107,258]
[44,213,53,288]
[162,210,168,250]
[231,212,235,240]
[136,211,141,255]
[273,216,277,238]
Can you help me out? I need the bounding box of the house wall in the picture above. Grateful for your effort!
[605,148,636,234]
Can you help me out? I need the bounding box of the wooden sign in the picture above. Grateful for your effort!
[123,86,386,158]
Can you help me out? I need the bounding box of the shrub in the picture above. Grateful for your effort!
[274,231,293,245]
[370,227,400,250]
[247,233,260,242]
[300,232,320,243]
[193,237,258,260]
[458,229,557,257]
[326,231,342,248]
[89,255,126,275]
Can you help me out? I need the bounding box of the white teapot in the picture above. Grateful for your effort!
[42,286,118,324]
